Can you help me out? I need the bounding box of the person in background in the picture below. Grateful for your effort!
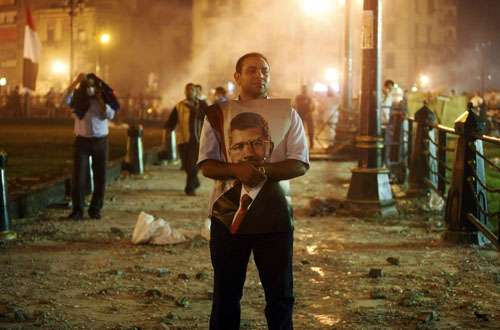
[294,84,315,149]
[213,86,228,105]
[381,79,395,126]
[165,83,205,195]
[62,73,119,220]
[7,85,22,118]
[45,87,56,118]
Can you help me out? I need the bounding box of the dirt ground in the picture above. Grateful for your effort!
[0,160,499,329]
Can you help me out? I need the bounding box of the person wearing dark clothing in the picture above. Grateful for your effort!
[45,87,57,118]
[213,86,228,105]
[165,83,205,195]
[294,84,315,149]
[7,86,22,118]
[63,73,119,220]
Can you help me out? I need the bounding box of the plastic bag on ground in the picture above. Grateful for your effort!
[131,211,186,245]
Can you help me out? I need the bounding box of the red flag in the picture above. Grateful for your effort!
[23,6,42,91]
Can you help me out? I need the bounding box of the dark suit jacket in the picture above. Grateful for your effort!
[212,180,293,234]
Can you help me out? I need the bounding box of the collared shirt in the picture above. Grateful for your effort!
[198,107,309,216]
[67,94,115,137]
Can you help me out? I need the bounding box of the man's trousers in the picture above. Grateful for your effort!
[177,141,200,194]
[209,219,294,330]
[71,136,108,213]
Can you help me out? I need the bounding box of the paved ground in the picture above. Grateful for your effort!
[0,160,499,329]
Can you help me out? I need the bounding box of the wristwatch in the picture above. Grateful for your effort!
[258,166,267,177]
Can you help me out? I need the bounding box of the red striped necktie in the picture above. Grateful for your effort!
[230,194,253,234]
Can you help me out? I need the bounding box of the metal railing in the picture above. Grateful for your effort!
[395,102,499,249]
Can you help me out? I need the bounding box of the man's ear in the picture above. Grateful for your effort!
[234,72,240,85]
[267,141,274,158]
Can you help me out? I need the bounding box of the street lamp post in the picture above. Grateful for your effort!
[342,0,352,112]
[67,0,84,82]
[332,0,357,156]
[345,0,396,216]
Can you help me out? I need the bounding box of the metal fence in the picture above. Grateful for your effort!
[385,101,499,249]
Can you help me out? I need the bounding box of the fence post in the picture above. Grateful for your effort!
[406,104,436,196]
[437,129,447,196]
[0,151,16,240]
[159,128,177,162]
[125,124,144,174]
[444,104,490,245]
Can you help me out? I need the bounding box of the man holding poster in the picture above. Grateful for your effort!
[198,52,309,330]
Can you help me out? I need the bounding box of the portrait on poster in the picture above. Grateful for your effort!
[219,98,292,164]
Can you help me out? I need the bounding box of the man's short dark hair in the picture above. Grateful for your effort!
[215,86,227,96]
[235,52,270,74]
[384,79,395,88]
[185,82,195,89]
[230,112,270,140]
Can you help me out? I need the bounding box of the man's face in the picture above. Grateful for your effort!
[234,56,270,99]
[229,127,269,164]
[185,85,196,101]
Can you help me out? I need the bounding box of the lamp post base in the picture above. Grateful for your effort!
[443,230,488,247]
[344,167,397,217]
[0,230,17,241]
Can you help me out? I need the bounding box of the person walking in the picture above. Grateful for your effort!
[294,84,315,149]
[165,83,205,195]
[63,73,119,220]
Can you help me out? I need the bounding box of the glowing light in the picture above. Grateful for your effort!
[313,82,328,93]
[336,0,345,7]
[325,67,339,82]
[301,0,333,16]
[51,60,68,75]
[411,85,418,92]
[329,82,340,93]
[99,33,111,44]
[146,108,153,114]
[419,74,430,87]
[227,81,235,93]
[0,77,6,86]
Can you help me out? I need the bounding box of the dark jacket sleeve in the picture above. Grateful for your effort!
[164,107,178,130]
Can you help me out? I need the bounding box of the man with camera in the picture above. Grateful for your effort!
[63,73,119,220]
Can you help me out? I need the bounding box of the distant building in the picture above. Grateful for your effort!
[191,0,349,98]
[0,0,193,102]
[0,0,21,90]
[382,0,458,90]
[192,0,458,97]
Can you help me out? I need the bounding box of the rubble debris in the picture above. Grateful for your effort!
[157,267,170,277]
[145,289,162,299]
[308,197,339,216]
[368,268,383,278]
[177,273,189,280]
[195,271,208,280]
[175,297,190,308]
[474,310,490,321]
[370,289,387,299]
[386,257,400,266]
